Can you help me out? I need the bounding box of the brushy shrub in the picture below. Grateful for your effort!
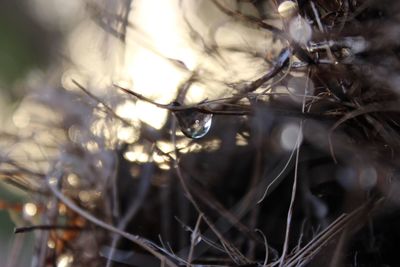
[1,0,400,266]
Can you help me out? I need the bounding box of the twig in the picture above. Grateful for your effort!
[255,229,269,266]
[72,80,134,127]
[279,68,311,267]
[105,162,152,267]
[175,216,227,254]
[278,122,302,267]
[172,127,251,265]
[187,214,203,266]
[5,234,24,267]
[328,101,400,163]
[114,84,251,116]
[257,142,297,204]
[287,197,382,267]
[211,0,284,37]
[46,173,178,267]
[174,165,251,265]
[14,225,84,234]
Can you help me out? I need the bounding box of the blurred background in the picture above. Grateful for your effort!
[0,1,53,264]
[1,0,400,266]
[0,0,274,265]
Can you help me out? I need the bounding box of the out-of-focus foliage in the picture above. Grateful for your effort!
[0,1,52,87]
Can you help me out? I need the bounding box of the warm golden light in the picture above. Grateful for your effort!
[47,240,56,249]
[117,126,138,143]
[78,190,101,203]
[116,100,168,130]
[235,134,248,146]
[67,173,80,187]
[135,101,168,130]
[23,203,38,217]
[123,145,150,163]
[12,107,30,128]
[57,253,74,267]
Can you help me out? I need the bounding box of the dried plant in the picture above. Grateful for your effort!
[1,0,400,266]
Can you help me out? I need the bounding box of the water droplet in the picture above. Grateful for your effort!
[174,106,213,139]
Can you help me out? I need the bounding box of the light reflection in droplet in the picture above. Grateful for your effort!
[175,108,213,139]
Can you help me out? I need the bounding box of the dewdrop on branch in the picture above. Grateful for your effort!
[173,102,213,139]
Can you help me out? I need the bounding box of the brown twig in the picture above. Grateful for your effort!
[14,224,84,234]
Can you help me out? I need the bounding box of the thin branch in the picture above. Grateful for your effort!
[72,80,134,127]
[14,225,84,234]
[105,162,152,267]
[328,101,400,163]
[278,121,302,267]
[46,173,178,267]
[187,214,203,266]
[211,0,285,37]
[255,229,269,266]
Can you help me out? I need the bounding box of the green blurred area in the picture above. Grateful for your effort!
[0,1,51,98]
[0,18,39,86]
[0,1,53,266]
[0,183,34,266]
